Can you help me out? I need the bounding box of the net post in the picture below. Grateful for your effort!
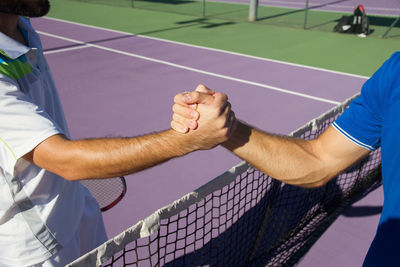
[202,0,206,17]
[131,0,134,8]
[249,0,258,22]
[303,0,309,29]
[382,16,399,38]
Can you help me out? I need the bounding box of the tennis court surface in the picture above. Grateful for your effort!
[64,0,400,39]
[31,1,397,264]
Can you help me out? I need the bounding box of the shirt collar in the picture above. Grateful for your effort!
[0,17,32,60]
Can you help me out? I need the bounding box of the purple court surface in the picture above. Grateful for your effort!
[32,16,381,266]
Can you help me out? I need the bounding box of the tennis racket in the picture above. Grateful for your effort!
[80,176,127,212]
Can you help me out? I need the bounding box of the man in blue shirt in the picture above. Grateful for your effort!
[173,53,400,265]
[333,52,400,266]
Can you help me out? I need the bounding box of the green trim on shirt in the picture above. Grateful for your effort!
[0,49,10,59]
[0,54,33,79]
[0,137,17,160]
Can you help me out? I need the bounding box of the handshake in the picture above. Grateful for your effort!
[171,84,237,151]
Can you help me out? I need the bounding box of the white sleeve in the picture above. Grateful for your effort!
[0,77,63,175]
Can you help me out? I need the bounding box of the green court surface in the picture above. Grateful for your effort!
[49,0,399,76]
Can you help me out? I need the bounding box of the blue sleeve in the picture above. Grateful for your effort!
[333,52,400,150]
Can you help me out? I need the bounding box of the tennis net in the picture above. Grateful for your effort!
[67,93,382,266]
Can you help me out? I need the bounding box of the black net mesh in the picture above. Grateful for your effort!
[68,96,382,266]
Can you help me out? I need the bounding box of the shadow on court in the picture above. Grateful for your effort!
[43,18,235,53]
[43,34,136,53]
[342,205,382,217]
[369,16,400,28]
[341,191,382,217]
[176,18,235,28]
[137,18,235,35]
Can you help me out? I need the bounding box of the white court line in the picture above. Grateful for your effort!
[38,30,341,105]
[44,44,91,55]
[41,16,370,80]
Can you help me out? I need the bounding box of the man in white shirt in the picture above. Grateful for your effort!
[0,1,235,266]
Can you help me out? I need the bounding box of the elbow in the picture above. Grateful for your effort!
[282,178,328,189]
[301,179,330,188]
[49,164,85,181]
[29,135,88,181]
[281,170,336,189]
[60,171,84,181]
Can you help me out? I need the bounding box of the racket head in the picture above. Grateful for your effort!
[80,176,127,212]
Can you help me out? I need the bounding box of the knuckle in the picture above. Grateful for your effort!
[221,93,228,102]
[215,92,228,102]
[191,91,200,101]
[172,103,179,113]
[174,93,182,104]
[173,104,190,118]
[216,119,226,130]
[191,110,199,120]
[220,128,229,138]
[172,113,181,122]
[170,121,178,131]
[197,84,206,91]
[172,120,188,133]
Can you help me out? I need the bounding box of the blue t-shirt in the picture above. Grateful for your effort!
[333,52,400,266]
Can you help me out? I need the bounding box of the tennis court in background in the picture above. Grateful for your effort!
[33,0,397,264]
[68,0,400,38]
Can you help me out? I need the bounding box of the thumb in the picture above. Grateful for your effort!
[190,91,215,105]
[195,84,215,95]
[174,91,214,106]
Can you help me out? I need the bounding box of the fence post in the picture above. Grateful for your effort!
[304,0,309,29]
[249,0,258,22]
[382,16,399,38]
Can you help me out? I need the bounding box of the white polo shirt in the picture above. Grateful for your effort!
[0,17,105,266]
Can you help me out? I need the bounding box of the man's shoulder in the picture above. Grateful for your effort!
[359,52,400,101]
[389,51,400,61]
[381,52,400,74]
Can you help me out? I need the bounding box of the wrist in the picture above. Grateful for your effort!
[164,129,201,155]
[222,120,251,151]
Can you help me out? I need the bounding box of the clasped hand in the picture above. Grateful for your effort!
[171,84,237,150]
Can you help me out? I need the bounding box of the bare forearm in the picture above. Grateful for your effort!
[25,88,234,181]
[222,121,332,187]
[171,89,370,187]
[30,130,196,181]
